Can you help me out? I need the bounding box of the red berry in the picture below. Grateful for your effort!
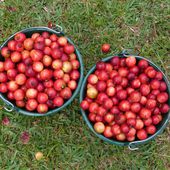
[137,129,148,140]
[126,56,136,67]
[101,44,110,53]
[146,125,156,135]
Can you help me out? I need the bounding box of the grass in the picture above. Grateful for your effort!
[0,0,170,169]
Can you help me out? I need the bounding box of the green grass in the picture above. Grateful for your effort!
[0,0,170,169]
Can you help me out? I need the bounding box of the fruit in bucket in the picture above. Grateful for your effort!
[80,57,169,142]
[0,31,81,114]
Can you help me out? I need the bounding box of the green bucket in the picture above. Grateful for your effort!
[79,50,170,150]
[0,26,84,116]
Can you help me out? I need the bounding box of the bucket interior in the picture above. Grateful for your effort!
[80,54,170,146]
[0,27,84,116]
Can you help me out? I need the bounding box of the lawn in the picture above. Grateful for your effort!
[0,0,170,169]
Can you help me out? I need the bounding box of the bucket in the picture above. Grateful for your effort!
[0,26,84,116]
[79,50,170,150]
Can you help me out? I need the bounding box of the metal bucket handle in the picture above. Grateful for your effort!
[52,24,63,34]
[1,97,14,112]
[128,141,139,151]
[120,49,140,57]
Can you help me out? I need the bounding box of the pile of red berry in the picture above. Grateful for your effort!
[0,31,80,113]
[80,56,169,141]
